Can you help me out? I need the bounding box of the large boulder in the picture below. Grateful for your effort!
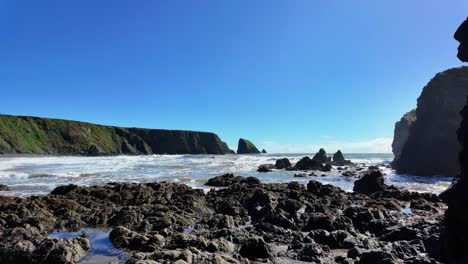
[393,66,468,176]
[353,171,386,195]
[312,148,330,163]
[275,158,292,169]
[205,174,260,187]
[330,150,351,166]
[239,237,271,260]
[32,237,90,264]
[294,157,325,171]
[392,109,416,158]
[236,138,261,154]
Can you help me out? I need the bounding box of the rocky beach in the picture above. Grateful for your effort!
[0,160,447,264]
[0,133,458,264]
[1,2,468,264]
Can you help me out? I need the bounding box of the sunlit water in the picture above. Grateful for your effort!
[0,153,453,197]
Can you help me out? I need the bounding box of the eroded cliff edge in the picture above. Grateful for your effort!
[392,66,468,177]
[392,109,416,158]
[0,114,233,155]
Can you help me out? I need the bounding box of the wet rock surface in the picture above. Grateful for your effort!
[0,174,446,263]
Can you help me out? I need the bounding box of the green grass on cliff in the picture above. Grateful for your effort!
[0,114,231,155]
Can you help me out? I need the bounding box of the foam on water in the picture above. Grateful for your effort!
[0,153,453,196]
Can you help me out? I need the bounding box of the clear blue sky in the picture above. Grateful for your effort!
[1,1,467,153]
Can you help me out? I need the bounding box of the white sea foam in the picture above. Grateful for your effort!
[0,153,453,197]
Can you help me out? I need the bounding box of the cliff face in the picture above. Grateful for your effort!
[393,67,468,176]
[391,109,416,158]
[0,114,232,155]
[237,138,260,154]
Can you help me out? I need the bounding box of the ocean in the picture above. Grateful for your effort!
[0,153,453,197]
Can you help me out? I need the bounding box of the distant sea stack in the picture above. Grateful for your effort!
[237,138,260,154]
[392,67,468,176]
[391,109,416,158]
[0,114,233,155]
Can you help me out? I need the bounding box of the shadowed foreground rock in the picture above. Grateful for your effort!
[0,174,445,263]
[440,17,468,263]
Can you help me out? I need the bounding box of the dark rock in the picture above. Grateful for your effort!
[312,148,330,163]
[205,173,260,187]
[358,251,396,264]
[0,184,9,191]
[298,243,327,261]
[237,138,260,154]
[257,164,274,172]
[332,150,349,164]
[456,18,468,62]
[275,158,292,169]
[239,237,271,259]
[321,163,332,172]
[353,171,386,195]
[392,67,468,177]
[347,247,362,259]
[392,109,417,158]
[294,156,325,171]
[333,150,344,161]
[261,149,267,153]
[32,237,90,264]
[50,184,79,196]
[439,18,468,263]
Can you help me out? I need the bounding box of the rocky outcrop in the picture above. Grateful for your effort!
[392,67,468,176]
[0,114,232,155]
[330,150,352,166]
[275,158,292,169]
[392,109,416,158]
[440,18,468,263]
[0,177,446,263]
[261,149,267,154]
[236,138,260,154]
[294,156,325,171]
[353,171,387,195]
[312,148,330,163]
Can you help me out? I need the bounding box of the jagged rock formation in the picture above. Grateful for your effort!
[312,148,330,163]
[236,138,260,154]
[0,114,232,155]
[331,150,352,166]
[440,18,468,263]
[392,109,416,158]
[392,67,468,176]
[261,149,267,154]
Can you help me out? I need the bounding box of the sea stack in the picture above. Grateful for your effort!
[237,138,261,154]
[392,67,468,176]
